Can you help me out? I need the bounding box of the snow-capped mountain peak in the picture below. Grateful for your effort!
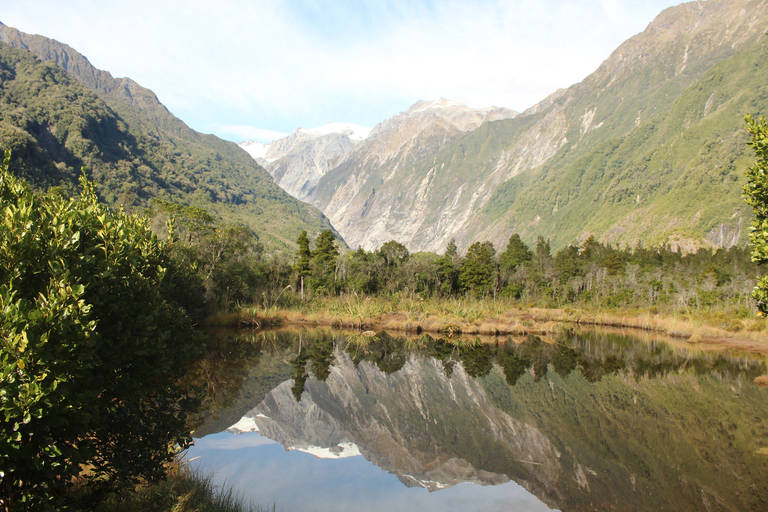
[299,122,371,142]
[239,140,273,162]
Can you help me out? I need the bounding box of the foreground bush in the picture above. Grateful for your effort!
[0,154,205,510]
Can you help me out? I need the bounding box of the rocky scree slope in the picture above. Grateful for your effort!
[240,123,370,201]
[307,98,516,250]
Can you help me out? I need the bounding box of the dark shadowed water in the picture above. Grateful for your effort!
[185,328,768,512]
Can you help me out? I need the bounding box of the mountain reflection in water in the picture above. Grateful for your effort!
[186,328,768,512]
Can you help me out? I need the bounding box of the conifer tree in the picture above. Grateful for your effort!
[499,234,533,273]
[459,241,497,298]
[310,229,339,294]
[294,230,312,299]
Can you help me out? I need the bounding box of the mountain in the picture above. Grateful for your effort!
[239,122,371,201]
[0,22,336,250]
[246,0,768,252]
[469,0,768,252]
[307,99,516,250]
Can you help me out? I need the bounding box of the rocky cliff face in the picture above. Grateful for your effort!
[467,0,768,251]
[307,99,516,250]
[240,124,369,201]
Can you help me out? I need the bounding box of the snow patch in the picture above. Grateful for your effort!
[287,441,362,459]
[239,141,274,162]
[400,473,450,491]
[226,413,269,434]
[300,123,371,142]
[409,98,466,113]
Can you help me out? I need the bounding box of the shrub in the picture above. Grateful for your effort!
[0,153,204,509]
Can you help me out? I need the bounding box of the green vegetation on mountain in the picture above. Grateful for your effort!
[480,37,768,250]
[0,30,334,251]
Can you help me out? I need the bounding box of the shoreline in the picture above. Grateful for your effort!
[206,303,768,355]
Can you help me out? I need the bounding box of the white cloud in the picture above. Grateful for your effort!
[1,0,680,138]
[195,432,278,451]
[218,125,289,142]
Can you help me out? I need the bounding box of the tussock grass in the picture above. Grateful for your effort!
[211,293,768,352]
[89,462,271,512]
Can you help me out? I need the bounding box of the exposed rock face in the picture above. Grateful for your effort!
[239,123,370,201]
[308,100,516,250]
[705,214,743,248]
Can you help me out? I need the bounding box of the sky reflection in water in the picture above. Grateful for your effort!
[187,430,555,512]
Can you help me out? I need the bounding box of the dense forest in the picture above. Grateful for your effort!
[180,213,761,318]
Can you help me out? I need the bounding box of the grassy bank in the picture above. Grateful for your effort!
[72,461,267,512]
[207,295,768,353]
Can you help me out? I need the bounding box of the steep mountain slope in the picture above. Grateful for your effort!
[308,99,516,249]
[240,123,370,201]
[301,0,767,252]
[0,23,335,250]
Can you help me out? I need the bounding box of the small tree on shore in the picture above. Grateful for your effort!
[310,229,339,294]
[743,114,768,312]
[459,241,497,298]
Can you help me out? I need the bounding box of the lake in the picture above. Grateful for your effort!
[186,328,768,511]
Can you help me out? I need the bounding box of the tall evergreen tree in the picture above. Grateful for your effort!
[499,234,533,273]
[535,236,553,270]
[294,230,312,299]
[310,229,339,294]
[459,241,497,298]
[444,239,458,259]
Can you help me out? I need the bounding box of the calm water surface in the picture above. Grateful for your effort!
[186,328,768,511]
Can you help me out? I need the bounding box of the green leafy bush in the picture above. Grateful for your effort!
[0,153,204,509]
[744,115,768,312]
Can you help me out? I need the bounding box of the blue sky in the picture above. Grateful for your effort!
[3,0,682,142]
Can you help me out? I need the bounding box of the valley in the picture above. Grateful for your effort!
[3,0,768,511]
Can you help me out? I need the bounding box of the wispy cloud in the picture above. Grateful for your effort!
[217,124,289,142]
[195,432,278,451]
[2,0,679,140]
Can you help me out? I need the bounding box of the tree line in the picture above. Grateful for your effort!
[160,199,760,316]
[278,230,759,313]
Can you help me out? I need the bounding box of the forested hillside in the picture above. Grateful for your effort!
[0,24,336,250]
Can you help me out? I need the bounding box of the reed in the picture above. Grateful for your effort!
[89,461,272,512]
[208,294,768,351]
